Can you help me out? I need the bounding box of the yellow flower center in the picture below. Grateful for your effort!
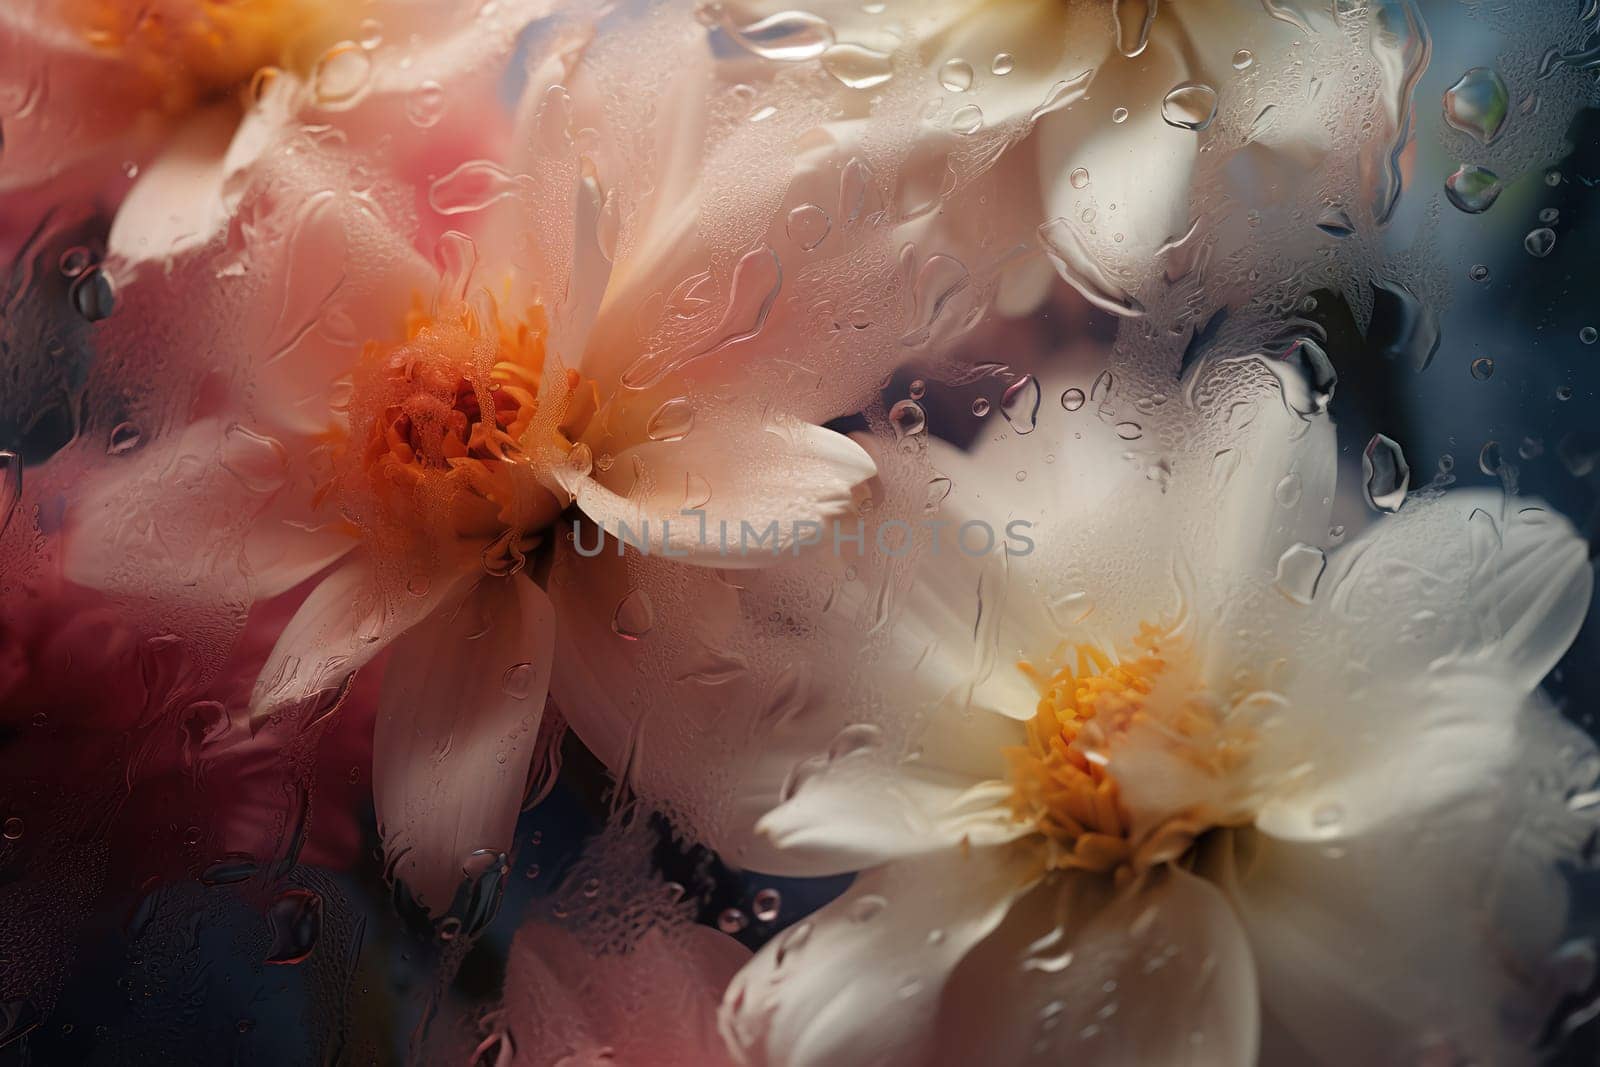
[333,296,598,547]
[65,0,344,114]
[1007,623,1254,877]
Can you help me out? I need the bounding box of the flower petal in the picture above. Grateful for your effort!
[372,575,555,917]
[720,845,1038,1067]
[570,419,875,568]
[934,866,1259,1066]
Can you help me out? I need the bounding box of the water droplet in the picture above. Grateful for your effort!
[717,908,749,934]
[58,246,91,277]
[1274,472,1304,508]
[1029,70,1094,122]
[1068,167,1090,190]
[1470,357,1495,381]
[107,422,141,455]
[220,424,289,493]
[1444,164,1502,214]
[889,399,927,440]
[501,662,537,700]
[850,894,887,923]
[1315,205,1356,238]
[1369,277,1441,372]
[645,396,696,442]
[1525,227,1557,258]
[1001,375,1040,434]
[713,8,834,61]
[1362,434,1410,513]
[612,589,654,640]
[991,52,1014,76]
[1060,388,1086,411]
[1274,543,1327,605]
[971,397,991,417]
[1114,422,1142,441]
[753,888,782,922]
[822,42,893,89]
[1540,207,1561,224]
[1478,440,1504,475]
[950,104,983,135]
[1160,83,1217,131]
[1468,263,1490,282]
[1557,385,1574,401]
[1582,327,1597,345]
[908,379,926,400]
[429,160,527,216]
[1443,67,1509,144]
[264,889,322,964]
[1312,802,1344,830]
[786,203,831,250]
[2,817,22,841]
[406,81,446,127]
[939,58,975,92]
[1232,49,1254,70]
[1113,0,1157,57]
[71,267,116,322]
[312,42,372,107]
[1111,106,1130,124]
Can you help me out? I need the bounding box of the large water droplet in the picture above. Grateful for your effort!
[1274,543,1327,605]
[429,161,528,216]
[1369,277,1440,372]
[612,588,655,640]
[822,43,894,90]
[646,397,696,442]
[715,9,835,61]
[939,58,975,92]
[1112,0,1157,57]
[1160,83,1217,131]
[312,42,372,107]
[1443,67,1509,144]
[1444,164,1503,214]
[1001,375,1041,434]
[1362,434,1410,513]
[786,203,831,250]
[220,424,289,494]
[72,267,117,322]
[265,889,323,965]
[889,399,927,441]
[1525,227,1557,258]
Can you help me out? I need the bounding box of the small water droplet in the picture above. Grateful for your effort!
[971,397,991,417]
[1468,263,1490,282]
[1060,387,1086,411]
[753,888,782,922]
[1274,543,1327,605]
[501,662,536,699]
[2,817,22,841]
[1069,167,1090,189]
[1470,357,1495,381]
[1111,106,1130,124]
[1362,434,1410,513]
[991,52,1014,76]
[850,894,887,922]
[1582,327,1597,345]
[1232,49,1254,70]
[406,81,446,127]
[72,267,116,322]
[58,246,91,277]
[950,103,984,135]
[1478,440,1504,475]
[718,908,750,934]
[1114,422,1142,441]
[107,422,142,455]
[1525,227,1557,258]
[264,889,322,965]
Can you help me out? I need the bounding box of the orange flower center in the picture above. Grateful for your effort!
[64,0,344,114]
[335,297,598,546]
[1007,623,1253,876]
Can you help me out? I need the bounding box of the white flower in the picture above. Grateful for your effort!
[700,357,1597,1065]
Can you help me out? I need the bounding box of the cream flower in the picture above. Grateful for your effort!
[700,358,1597,1065]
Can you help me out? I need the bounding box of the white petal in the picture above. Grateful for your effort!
[249,554,462,724]
[372,575,555,917]
[571,420,875,569]
[933,866,1259,1066]
[1313,489,1591,692]
[720,845,1039,1067]
[1215,690,1596,1065]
